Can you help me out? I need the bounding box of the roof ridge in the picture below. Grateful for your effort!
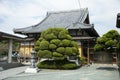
[78,8,88,22]
[72,22,92,27]
[32,8,88,28]
[80,22,93,26]
[47,8,88,15]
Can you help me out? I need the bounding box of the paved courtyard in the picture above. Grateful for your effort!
[1,63,119,80]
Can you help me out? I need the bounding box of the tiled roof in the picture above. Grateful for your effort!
[14,8,89,34]
[0,31,23,40]
[0,31,33,41]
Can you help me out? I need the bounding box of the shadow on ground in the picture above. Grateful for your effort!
[0,62,25,71]
[96,67,118,71]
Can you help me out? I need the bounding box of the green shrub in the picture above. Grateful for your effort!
[62,39,71,47]
[117,42,120,49]
[72,47,79,55]
[94,44,104,51]
[65,47,73,55]
[61,63,77,69]
[39,40,49,50]
[66,35,72,40]
[79,57,85,64]
[35,41,41,52]
[53,52,63,57]
[50,39,61,46]
[44,33,57,40]
[97,37,108,44]
[52,28,61,36]
[94,30,120,52]
[35,41,40,46]
[38,50,52,58]
[35,46,40,52]
[37,50,44,57]
[35,28,79,60]
[103,30,120,39]
[38,38,44,41]
[70,41,78,48]
[49,44,57,50]
[58,30,68,39]
[37,62,57,69]
[56,47,65,54]
[53,56,65,60]
[44,50,52,58]
[37,60,78,69]
[105,40,114,47]
[58,42,64,47]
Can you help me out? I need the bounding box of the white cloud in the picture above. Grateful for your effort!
[80,0,120,36]
[42,0,80,11]
[0,0,120,36]
[0,0,46,33]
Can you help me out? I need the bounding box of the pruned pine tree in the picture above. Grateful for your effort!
[35,28,79,60]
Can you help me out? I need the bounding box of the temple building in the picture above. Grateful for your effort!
[14,8,99,63]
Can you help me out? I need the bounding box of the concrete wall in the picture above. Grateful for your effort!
[117,52,120,67]
[93,51,113,63]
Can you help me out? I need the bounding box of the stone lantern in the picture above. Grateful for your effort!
[30,50,36,68]
[25,49,39,73]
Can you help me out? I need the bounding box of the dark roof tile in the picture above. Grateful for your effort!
[14,8,89,33]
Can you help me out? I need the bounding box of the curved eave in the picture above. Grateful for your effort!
[13,26,34,34]
[0,31,23,41]
[67,23,92,30]
[90,28,99,37]
[72,37,96,40]
[0,31,34,41]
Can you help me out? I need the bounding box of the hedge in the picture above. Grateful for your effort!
[37,60,78,70]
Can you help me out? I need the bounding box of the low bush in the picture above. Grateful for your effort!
[79,57,87,65]
[37,60,78,70]
[61,63,77,69]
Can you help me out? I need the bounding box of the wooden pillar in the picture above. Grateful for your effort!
[24,41,26,62]
[87,40,90,64]
[8,39,13,63]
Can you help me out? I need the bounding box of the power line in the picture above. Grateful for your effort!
[78,0,81,9]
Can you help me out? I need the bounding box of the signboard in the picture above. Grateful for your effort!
[116,13,120,28]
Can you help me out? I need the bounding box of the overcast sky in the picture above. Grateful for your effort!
[0,0,120,36]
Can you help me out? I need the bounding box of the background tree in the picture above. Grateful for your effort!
[35,28,79,60]
[94,30,120,52]
[0,40,19,56]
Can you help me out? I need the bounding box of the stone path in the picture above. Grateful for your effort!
[1,63,119,80]
[0,66,28,80]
